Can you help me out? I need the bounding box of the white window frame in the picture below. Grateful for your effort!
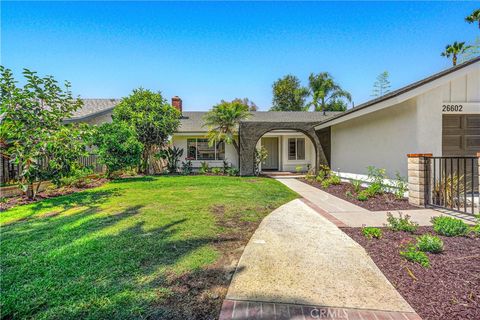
[187,138,224,161]
[288,138,305,161]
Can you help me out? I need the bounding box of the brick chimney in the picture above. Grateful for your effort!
[172,96,182,113]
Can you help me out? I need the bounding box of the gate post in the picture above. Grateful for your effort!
[407,153,432,207]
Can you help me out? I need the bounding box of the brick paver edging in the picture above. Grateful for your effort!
[299,198,348,228]
[219,299,422,320]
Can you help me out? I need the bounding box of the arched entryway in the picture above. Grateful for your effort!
[238,121,330,176]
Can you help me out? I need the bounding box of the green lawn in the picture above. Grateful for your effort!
[0,176,297,319]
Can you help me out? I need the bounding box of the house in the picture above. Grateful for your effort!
[69,56,480,178]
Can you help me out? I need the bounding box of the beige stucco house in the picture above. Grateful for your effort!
[69,57,480,178]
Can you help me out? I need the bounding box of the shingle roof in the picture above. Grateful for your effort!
[71,99,121,119]
[178,111,338,132]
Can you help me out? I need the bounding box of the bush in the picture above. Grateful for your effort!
[181,160,193,175]
[357,190,369,201]
[365,183,382,197]
[316,164,331,182]
[226,168,239,176]
[211,167,222,175]
[393,172,408,199]
[295,165,303,173]
[93,122,143,177]
[157,146,183,173]
[362,227,382,239]
[400,243,430,268]
[199,161,209,174]
[367,166,387,194]
[386,212,418,233]
[431,216,469,237]
[345,191,353,198]
[351,179,362,193]
[328,174,341,185]
[222,160,230,174]
[416,234,444,253]
[470,215,480,236]
[58,165,93,188]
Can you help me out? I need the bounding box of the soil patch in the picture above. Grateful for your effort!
[0,178,109,211]
[155,205,265,319]
[300,179,417,211]
[342,226,480,320]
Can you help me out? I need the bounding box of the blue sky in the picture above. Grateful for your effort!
[2,1,479,111]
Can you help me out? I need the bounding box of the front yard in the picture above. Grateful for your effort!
[0,176,297,319]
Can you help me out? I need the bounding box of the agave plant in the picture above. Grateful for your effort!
[433,174,465,208]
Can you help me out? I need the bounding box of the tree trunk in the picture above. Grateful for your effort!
[453,55,457,66]
[26,184,34,200]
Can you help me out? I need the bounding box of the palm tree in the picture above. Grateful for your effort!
[441,41,470,66]
[465,9,480,29]
[307,72,351,112]
[203,100,251,156]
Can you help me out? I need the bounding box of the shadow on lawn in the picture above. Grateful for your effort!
[1,202,240,320]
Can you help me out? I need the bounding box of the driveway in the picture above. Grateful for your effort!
[220,199,420,319]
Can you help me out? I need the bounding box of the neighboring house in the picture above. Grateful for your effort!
[69,57,480,177]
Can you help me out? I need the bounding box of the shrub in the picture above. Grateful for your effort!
[321,179,331,188]
[393,172,408,199]
[211,167,222,175]
[199,161,209,174]
[226,168,239,176]
[181,160,193,175]
[316,164,331,182]
[367,166,387,193]
[400,243,430,268]
[431,216,469,237]
[222,160,230,174]
[470,215,480,236]
[58,166,93,188]
[362,227,382,239]
[94,122,143,178]
[357,190,369,201]
[365,183,382,197]
[305,169,315,182]
[351,179,362,193]
[416,234,444,253]
[345,191,353,198]
[157,146,184,173]
[386,212,418,233]
[328,174,341,185]
[295,165,303,173]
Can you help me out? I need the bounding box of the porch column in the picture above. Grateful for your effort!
[407,153,432,207]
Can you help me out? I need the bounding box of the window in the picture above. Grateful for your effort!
[186,138,225,160]
[288,138,305,160]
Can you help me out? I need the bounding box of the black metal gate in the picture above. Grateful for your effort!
[425,156,479,215]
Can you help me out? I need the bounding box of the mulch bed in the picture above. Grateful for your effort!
[342,227,480,320]
[300,179,417,211]
[0,178,109,211]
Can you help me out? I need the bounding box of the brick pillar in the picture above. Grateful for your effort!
[407,153,432,207]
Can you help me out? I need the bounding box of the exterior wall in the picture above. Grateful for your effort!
[172,135,239,168]
[330,67,480,178]
[257,131,315,172]
[331,98,418,178]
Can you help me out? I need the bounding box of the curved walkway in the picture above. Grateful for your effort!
[220,199,419,319]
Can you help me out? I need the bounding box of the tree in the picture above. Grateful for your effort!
[93,122,143,177]
[270,75,309,111]
[307,72,351,112]
[231,98,258,111]
[371,71,391,97]
[441,41,470,66]
[465,8,480,29]
[113,88,180,174]
[0,66,90,199]
[203,100,251,157]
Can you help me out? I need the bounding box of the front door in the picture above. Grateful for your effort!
[261,137,279,170]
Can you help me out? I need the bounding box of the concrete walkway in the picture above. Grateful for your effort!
[277,178,476,227]
[222,199,418,319]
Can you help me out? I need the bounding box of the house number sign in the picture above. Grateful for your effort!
[441,103,480,114]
